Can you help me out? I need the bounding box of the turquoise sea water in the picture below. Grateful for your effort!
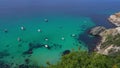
[0,0,120,67]
[0,15,95,66]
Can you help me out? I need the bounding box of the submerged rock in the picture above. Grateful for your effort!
[0,51,10,58]
[28,42,44,50]
[52,44,62,49]
[23,49,33,55]
[62,50,71,56]
[90,26,106,36]
[23,42,62,55]
[78,32,101,52]
[0,61,10,68]
[6,45,10,47]
[25,58,30,64]
[19,64,29,68]
[23,42,44,55]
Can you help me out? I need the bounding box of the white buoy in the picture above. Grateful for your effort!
[44,19,48,22]
[45,38,48,41]
[4,29,8,33]
[71,34,76,37]
[20,26,25,30]
[45,44,48,48]
[37,29,41,32]
[61,37,65,40]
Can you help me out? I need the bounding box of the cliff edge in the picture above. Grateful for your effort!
[108,12,120,26]
[92,12,120,55]
[96,27,120,55]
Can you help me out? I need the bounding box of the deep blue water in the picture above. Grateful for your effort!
[0,0,120,27]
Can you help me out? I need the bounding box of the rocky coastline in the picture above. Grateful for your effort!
[108,12,120,26]
[91,12,120,55]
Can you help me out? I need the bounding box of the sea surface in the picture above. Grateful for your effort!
[0,0,120,66]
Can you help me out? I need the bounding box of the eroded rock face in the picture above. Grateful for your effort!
[90,26,106,36]
[94,12,120,55]
[96,27,120,55]
[108,12,120,26]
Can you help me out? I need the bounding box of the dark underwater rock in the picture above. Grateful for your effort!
[52,44,62,49]
[0,61,10,68]
[23,42,62,55]
[25,58,30,64]
[0,51,10,58]
[18,44,22,47]
[23,49,33,55]
[89,26,106,36]
[62,50,71,56]
[6,45,10,47]
[19,64,40,68]
[19,64,29,68]
[23,42,44,55]
[78,32,101,52]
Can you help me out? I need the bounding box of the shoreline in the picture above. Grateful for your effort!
[78,27,102,52]
[91,12,120,55]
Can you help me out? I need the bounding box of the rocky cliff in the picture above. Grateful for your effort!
[96,27,120,55]
[92,12,120,55]
[108,12,120,26]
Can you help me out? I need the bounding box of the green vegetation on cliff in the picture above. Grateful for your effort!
[47,51,120,68]
[102,34,120,47]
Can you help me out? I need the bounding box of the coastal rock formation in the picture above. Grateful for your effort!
[89,26,106,36]
[96,27,120,55]
[108,12,120,26]
[93,12,120,55]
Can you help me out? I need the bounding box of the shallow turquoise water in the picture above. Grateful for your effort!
[0,15,95,66]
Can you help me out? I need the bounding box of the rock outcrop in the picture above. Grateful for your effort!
[89,26,106,36]
[96,27,120,55]
[108,12,120,26]
[92,12,120,55]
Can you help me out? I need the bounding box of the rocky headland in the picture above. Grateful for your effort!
[89,26,106,36]
[96,27,120,55]
[108,12,120,26]
[91,12,120,55]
